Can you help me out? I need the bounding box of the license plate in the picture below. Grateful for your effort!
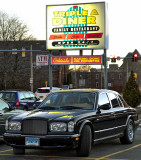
[25,137,40,146]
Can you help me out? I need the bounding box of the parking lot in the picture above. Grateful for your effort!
[0,123,141,160]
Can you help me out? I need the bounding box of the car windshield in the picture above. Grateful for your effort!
[0,92,16,102]
[38,92,96,110]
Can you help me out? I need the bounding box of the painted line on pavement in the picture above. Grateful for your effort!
[0,144,141,159]
[97,144,141,160]
[0,149,12,153]
[104,158,128,160]
[0,153,96,159]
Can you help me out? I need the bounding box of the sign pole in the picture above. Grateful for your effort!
[104,49,107,89]
[30,45,33,92]
[49,51,53,90]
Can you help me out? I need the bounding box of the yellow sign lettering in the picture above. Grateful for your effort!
[87,16,96,24]
[53,16,96,26]
[81,10,88,16]
[66,11,76,16]
[59,11,66,17]
[53,12,59,17]
[78,17,87,25]
[90,9,99,15]
[52,18,62,26]
[68,17,77,25]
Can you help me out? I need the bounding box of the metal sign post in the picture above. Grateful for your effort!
[30,45,33,92]
[49,51,53,90]
[104,49,108,89]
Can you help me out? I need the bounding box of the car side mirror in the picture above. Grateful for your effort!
[36,98,40,101]
[100,104,111,110]
[9,105,15,111]
[97,103,111,114]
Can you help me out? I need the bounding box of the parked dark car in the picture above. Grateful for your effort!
[4,89,139,157]
[0,90,41,111]
[0,98,25,140]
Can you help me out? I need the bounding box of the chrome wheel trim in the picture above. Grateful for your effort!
[128,122,134,141]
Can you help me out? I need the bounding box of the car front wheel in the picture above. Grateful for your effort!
[120,119,134,144]
[76,125,92,157]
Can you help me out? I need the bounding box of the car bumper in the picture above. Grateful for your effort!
[4,133,80,149]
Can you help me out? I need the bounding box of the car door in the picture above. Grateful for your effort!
[107,93,128,134]
[0,99,12,136]
[94,93,116,141]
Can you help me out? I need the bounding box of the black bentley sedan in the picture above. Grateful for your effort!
[4,89,139,157]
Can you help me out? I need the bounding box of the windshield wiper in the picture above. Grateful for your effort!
[59,106,83,110]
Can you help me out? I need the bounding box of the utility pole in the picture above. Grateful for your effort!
[49,50,53,90]
[75,65,77,88]
[30,45,33,92]
[101,64,103,89]
[104,49,108,89]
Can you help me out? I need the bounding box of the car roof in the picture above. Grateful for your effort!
[37,87,62,90]
[50,89,119,94]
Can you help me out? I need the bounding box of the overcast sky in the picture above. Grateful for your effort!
[1,0,141,60]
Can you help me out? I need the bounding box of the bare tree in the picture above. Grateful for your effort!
[0,11,36,89]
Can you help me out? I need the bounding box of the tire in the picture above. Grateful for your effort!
[76,125,92,157]
[120,119,134,144]
[13,147,25,154]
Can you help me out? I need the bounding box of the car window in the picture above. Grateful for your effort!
[0,92,16,102]
[119,95,129,107]
[29,93,37,100]
[39,92,96,110]
[0,93,3,98]
[108,93,120,108]
[24,92,31,100]
[19,92,25,100]
[98,93,110,108]
[0,99,9,111]
[117,95,123,107]
[45,94,59,105]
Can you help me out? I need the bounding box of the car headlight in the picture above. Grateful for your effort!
[50,122,67,132]
[68,121,74,132]
[8,122,21,131]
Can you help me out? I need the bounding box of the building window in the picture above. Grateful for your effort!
[119,73,122,79]
[96,74,99,79]
[111,74,114,79]
[96,82,99,88]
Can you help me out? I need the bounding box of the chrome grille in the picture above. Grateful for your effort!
[22,119,47,135]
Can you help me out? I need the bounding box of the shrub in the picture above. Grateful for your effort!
[123,71,141,107]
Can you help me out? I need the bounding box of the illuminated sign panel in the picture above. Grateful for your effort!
[46,2,108,50]
[36,55,48,66]
[51,56,102,65]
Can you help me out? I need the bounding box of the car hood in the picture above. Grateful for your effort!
[9,109,26,114]
[11,109,94,121]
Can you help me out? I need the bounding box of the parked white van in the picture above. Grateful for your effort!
[35,87,62,100]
